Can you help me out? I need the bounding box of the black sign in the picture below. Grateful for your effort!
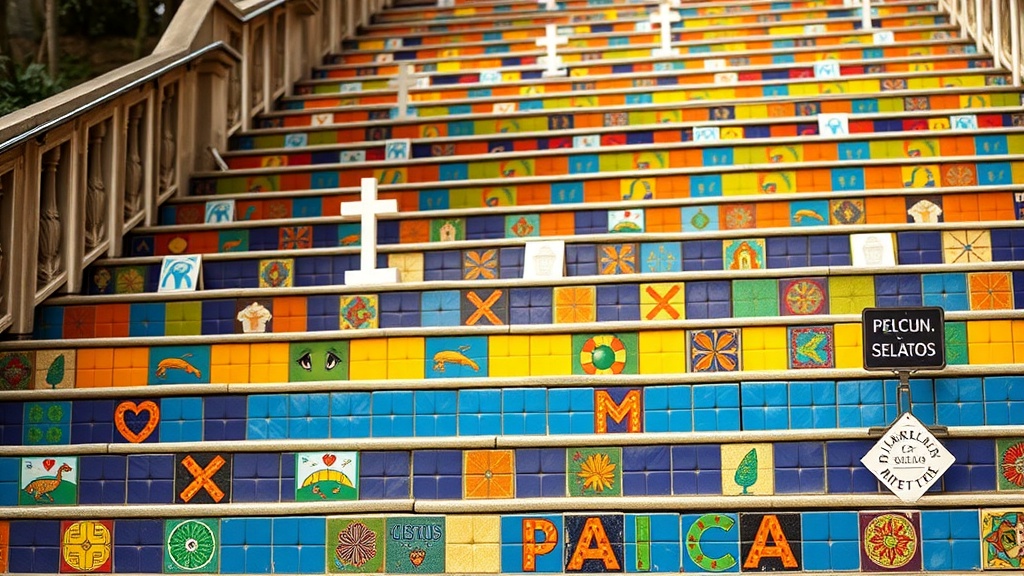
[862,307,946,371]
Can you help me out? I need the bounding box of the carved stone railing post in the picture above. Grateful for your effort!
[159,84,178,196]
[124,104,144,222]
[274,14,286,95]
[37,148,62,288]
[252,27,265,110]
[0,177,5,312]
[85,123,107,251]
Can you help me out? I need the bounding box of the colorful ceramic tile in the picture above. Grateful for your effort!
[850,233,896,267]
[113,400,160,443]
[463,249,499,280]
[788,326,835,369]
[740,513,801,571]
[385,139,411,160]
[430,218,465,242]
[997,438,1024,490]
[23,401,71,445]
[279,226,313,250]
[295,452,358,501]
[157,255,201,293]
[289,341,349,382]
[790,201,828,227]
[829,198,865,225]
[235,299,273,334]
[969,272,1013,310]
[204,200,234,224]
[114,264,147,291]
[608,209,644,233]
[681,513,740,573]
[89,267,114,294]
[390,252,424,283]
[60,520,113,573]
[942,164,979,187]
[149,345,211,385]
[905,197,944,223]
[943,230,992,263]
[721,444,774,496]
[604,112,628,127]
[641,242,681,273]
[779,278,829,316]
[481,185,517,207]
[461,289,508,326]
[981,510,1024,569]
[174,453,231,504]
[594,388,643,433]
[572,333,639,375]
[524,240,565,279]
[554,286,596,323]
[721,204,755,230]
[426,336,488,378]
[640,283,685,321]
[574,134,601,149]
[0,351,34,390]
[758,171,795,194]
[284,133,308,147]
[505,214,539,238]
[328,517,386,573]
[258,258,293,288]
[688,329,741,372]
[693,126,721,142]
[464,450,515,499]
[20,456,77,505]
[723,238,766,270]
[568,448,622,497]
[624,514,681,573]
[164,519,219,573]
[599,244,638,275]
[902,165,938,188]
[859,512,921,571]
[681,206,719,232]
[817,113,849,136]
[385,517,445,573]
[164,235,189,254]
[564,515,625,571]
[33,349,74,390]
[501,515,564,573]
[340,149,367,163]
[340,295,379,330]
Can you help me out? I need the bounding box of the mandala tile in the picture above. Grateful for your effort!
[788,326,835,369]
[969,272,1014,310]
[164,519,219,573]
[390,252,424,283]
[258,258,293,288]
[235,299,273,334]
[941,163,978,187]
[114,266,147,294]
[779,278,829,316]
[20,456,77,505]
[289,341,349,382]
[174,453,231,504]
[23,401,71,445]
[904,95,931,111]
[681,206,719,232]
[641,242,681,273]
[722,444,774,496]
[859,512,921,572]
[740,513,801,571]
[982,510,1024,569]
[328,518,386,573]
[34,350,75,389]
[688,329,740,372]
[640,283,685,321]
[431,218,465,242]
[464,450,515,499]
[506,214,539,238]
[997,439,1024,490]
[568,448,622,497]
[385,517,445,573]
[572,333,639,375]
[0,351,34,390]
[599,244,638,275]
[554,286,596,324]
[604,112,628,126]
[723,238,766,270]
[278,226,312,250]
[60,520,113,573]
[295,451,358,501]
[89,267,113,294]
[463,249,499,280]
[340,295,379,330]
[721,204,755,230]
[906,197,944,223]
[942,230,992,263]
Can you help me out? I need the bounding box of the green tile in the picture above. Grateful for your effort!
[944,321,968,365]
[572,333,639,375]
[568,447,622,497]
[732,279,779,317]
[828,276,875,314]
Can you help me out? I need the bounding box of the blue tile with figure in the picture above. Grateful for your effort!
[502,514,564,573]
[425,336,488,379]
[147,345,211,385]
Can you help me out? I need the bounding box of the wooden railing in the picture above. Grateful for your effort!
[940,0,1022,85]
[0,0,388,338]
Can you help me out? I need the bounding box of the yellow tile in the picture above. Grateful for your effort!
[249,343,289,384]
[446,516,501,573]
[530,334,571,376]
[639,330,685,375]
[489,335,531,378]
[741,327,787,371]
[828,276,875,314]
[388,337,425,380]
[833,323,864,369]
[640,283,686,322]
[349,338,388,380]
[210,344,250,384]
[721,443,774,495]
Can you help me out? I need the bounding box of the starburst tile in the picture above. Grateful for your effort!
[567,448,622,497]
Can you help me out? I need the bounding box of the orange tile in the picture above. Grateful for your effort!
[756,201,791,228]
[540,212,574,236]
[399,220,430,244]
[865,197,906,224]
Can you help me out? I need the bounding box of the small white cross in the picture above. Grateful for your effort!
[389,64,424,118]
[536,24,568,77]
[538,0,557,9]
[341,178,399,285]
[651,2,680,57]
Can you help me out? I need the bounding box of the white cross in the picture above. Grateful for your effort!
[651,2,680,57]
[536,24,568,77]
[538,0,557,10]
[389,64,424,118]
[341,178,399,285]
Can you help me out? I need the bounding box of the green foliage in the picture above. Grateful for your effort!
[60,0,169,38]
[734,448,759,494]
[46,355,65,388]
[0,58,65,116]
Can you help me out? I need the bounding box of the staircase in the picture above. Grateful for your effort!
[2,0,1024,573]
